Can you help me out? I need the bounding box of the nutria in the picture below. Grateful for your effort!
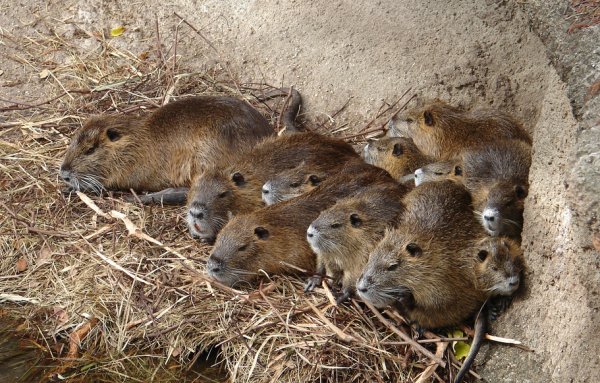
[207,162,396,287]
[262,162,340,206]
[187,133,359,242]
[473,237,526,298]
[59,96,274,194]
[388,99,532,159]
[363,137,435,181]
[305,183,407,302]
[454,237,526,383]
[356,180,487,329]
[413,159,463,187]
[463,140,531,239]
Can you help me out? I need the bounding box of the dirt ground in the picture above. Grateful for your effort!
[1,0,599,382]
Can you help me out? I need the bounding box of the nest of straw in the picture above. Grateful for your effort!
[0,18,474,383]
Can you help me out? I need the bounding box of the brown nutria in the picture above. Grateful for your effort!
[363,137,435,181]
[454,237,526,383]
[356,180,487,329]
[187,133,359,242]
[305,183,407,302]
[59,96,274,195]
[389,99,532,159]
[413,159,463,186]
[207,162,397,287]
[463,140,531,240]
[262,163,334,206]
[473,236,526,298]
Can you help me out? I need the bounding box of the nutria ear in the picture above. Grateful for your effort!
[254,226,270,240]
[392,143,403,157]
[477,250,488,262]
[106,128,122,142]
[423,111,434,126]
[231,172,245,186]
[350,213,362,227]
[514,185,528,200]
[405,243,422,257]
[308,175,321,186]
[454,165,463,176]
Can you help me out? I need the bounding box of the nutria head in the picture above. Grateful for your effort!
[207,214,315,287]
[356,228,425,309]
[262,166,325,205]
[473,237,525,296]
[414,160,463,186]
[363,137,431,180]
[476,181,528,238]
[186,168,264,243]
[60,114,147,192]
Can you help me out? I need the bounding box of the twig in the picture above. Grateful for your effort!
[363,300,445,367]
[306,301,357,343]
[416,340,448,383]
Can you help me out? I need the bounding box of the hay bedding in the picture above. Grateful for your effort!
[0,21,477,383]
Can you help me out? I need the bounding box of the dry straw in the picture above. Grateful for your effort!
[0,15,472,382]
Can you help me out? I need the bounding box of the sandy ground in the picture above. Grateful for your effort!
[1,0,599,381]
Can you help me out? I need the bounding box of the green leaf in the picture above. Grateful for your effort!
[110,26,125,37]
[448,329,471,360]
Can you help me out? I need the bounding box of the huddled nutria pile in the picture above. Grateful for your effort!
[60,94,530,383]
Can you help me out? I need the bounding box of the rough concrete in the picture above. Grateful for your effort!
[1,0,599,381]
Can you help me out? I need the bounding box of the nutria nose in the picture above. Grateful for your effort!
[484,215,495,222]
[307,232,313,238]
[207,257,223,274]
[59,169,72,183]
[262,188,269,194]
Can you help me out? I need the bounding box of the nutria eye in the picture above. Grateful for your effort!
[454,166,463,176]
[85,145,97,155]
[423,111,434,126]
[231,172,245,186]
[434,172,444,176]
[106,128,121,142]
[405,243,422,257]
[219,191,230,198]
[350,213,362,227]
[392,143,403,156]
[406,118,414,123]
[254,226,270,240]
[289,182,301,188]
[238,244,247,251]
[478,250,488,261]
[515,185,527,199]
[330,223,341,229]
[308,175,321,186]
[387,263,398,271]
[492,266,499,272]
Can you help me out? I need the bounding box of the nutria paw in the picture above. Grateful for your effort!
[304,275,322,292]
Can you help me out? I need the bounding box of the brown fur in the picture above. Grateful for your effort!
[363,137,435,180]
[207,162,397,287]
[472,237,526,297]
[389,100,532,160]
[187,133,359,242]
[60,96,273,192]
[306,184,407,297]
[414,159,463,186]
[357,180,487,329]
[262,160,350,205]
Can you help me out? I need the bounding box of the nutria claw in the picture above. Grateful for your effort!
[304,275,322,292]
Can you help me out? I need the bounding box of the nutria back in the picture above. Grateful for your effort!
[187,133,359,242]
[363,137,434,180]
[389,100,531,159]
[207,162,399,286]
[60,96,273,193]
